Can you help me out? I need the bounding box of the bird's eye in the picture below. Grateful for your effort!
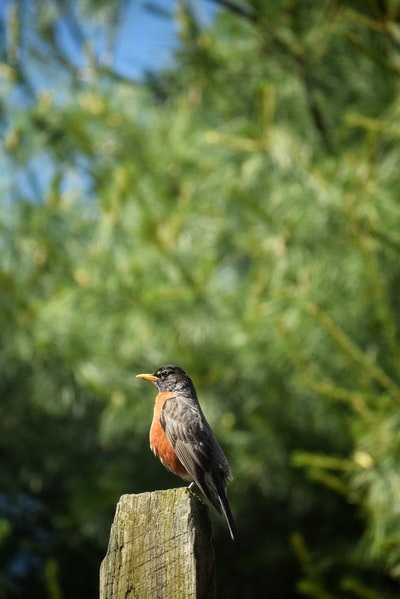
[155,365,177,379]
[157,367,170,379]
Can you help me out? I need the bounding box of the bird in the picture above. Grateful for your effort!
[136,364,237,542]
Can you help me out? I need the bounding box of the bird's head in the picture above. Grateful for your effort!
[136,364,193,393]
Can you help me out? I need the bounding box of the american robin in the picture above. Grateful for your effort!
[136,364,237,542]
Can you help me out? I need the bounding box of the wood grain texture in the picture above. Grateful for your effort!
[100,488,216,599]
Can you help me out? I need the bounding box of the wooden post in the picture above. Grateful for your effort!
[100,488,216,599]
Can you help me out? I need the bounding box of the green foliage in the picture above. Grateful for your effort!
[1,0,400,597]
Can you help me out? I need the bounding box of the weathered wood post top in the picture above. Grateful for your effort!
[100,488,216,599]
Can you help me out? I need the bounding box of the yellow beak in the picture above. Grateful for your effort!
[136,373,159,382]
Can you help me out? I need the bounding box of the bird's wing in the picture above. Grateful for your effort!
[159,395,213,485]
[160,394,237,542]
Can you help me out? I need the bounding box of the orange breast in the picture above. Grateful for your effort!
[150,392,191,481]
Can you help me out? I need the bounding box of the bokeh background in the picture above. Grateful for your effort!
[1,1,400,597]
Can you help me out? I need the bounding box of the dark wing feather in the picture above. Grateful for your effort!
[159,395,213,486]
[159,393,236,541]
[160,394,236,540]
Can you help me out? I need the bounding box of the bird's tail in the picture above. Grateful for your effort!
[199,472,237,542]
[218,492,237,543]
